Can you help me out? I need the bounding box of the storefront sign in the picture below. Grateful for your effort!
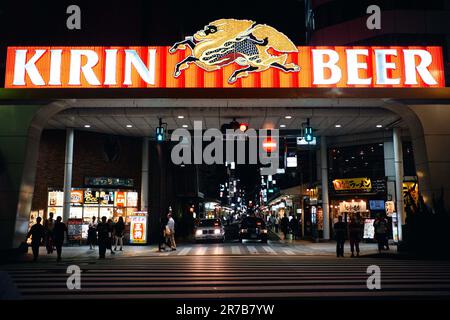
[67,219,83,241]
[70,190,84,204]
[333,177,372,191]
[85,177,134,188]
[48,191,63,206]
[129,214,147,244]
[385,201,395,217]
[84,190,99,204]
[126,192,138,207]
[363,219,375,239]
[339,200,367,213]
[115,191,126,207]
[5,45,444,88]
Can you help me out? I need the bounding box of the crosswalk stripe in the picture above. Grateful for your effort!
[194,247,207,255]
[247,246,258,254]
[5,255,450,300]
[231,246,241,254]
[213,246,224,255]
[178,247,192,256]
[263,246,276,254]
[283,248,295,255]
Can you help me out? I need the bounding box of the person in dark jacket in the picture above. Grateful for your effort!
[289,216,300,240]
[280,214,290,240]
[87,216,97,250]
[53,216,68,262]
[43,212,55,254]
[374,214,390,253]
[159,216,168,252]
[348,215,363,257]
[107,219,115,255]
[334,216,346,257]
[26,217,45,262]
[114,217,125,251]
[97,216,109,259]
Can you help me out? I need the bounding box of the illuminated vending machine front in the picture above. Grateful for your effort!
[129,212,148,244]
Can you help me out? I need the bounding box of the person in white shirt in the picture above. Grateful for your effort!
[166,213,176,250]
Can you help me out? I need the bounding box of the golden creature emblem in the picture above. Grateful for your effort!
[169,19,300,83]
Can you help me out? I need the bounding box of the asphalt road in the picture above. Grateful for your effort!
[2,253,450,300]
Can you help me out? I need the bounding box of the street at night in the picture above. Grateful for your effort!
[1,0,450,317]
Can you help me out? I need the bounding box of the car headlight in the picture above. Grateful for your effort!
[214,229,221,235]
[195,230,202,236]
[240,229,247,233]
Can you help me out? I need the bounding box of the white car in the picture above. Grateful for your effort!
[195,219,225,242]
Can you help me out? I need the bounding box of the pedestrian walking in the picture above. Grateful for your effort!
[274,216,280,233]
[26,217,45,262]
[166,212,176,250]
[107,219,115,255]
[97,216,109,259]
[290,215,300,240]
[43,212,55,254]
[87,216,97,249]
[53,216,68,262]
[280,214,289,240]
[334,216,346,257]
[159,215,168,252]
[374,214,390,253]
[348,215,363,257]
[114,217,125,251]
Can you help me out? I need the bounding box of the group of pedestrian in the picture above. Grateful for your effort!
[26,213,68,262]
[26,213,126,261]
[159,212,176,251]
[277,214,301,240]
[89,216,126,259]
[334,213,390,257]
[334,214,364,258]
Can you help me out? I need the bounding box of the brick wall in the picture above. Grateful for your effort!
[32,130,142,213]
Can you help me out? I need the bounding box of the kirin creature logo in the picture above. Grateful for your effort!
[169,19,300,83]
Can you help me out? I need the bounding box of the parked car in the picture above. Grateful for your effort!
[239,217,268,243]
[194,218,225,242]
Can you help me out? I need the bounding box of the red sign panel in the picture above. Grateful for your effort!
[4,46,445,88]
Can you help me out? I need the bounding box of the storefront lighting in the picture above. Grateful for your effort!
[376,124,383,128]
[182,124,188,128]
[335,124,342,128]
[285,116,292,119]
[126,124,133,128]
[84,124,91,128]
[178,115,184,119]
[280,124,286,128]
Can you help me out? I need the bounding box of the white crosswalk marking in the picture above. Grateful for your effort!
[263,246,276,254]
[178,247,192,256]
[194,247,207,255]
[213,246,224,255]
[283,248,295,255]
[231,246,241,254]
[5,256,450,299]
[247,246,258,254]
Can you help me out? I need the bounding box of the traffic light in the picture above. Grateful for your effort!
[304,126,313,142]
[156,126,165,142]
[303,118,315,143]
[156,118,166,142]
[239,123,248,132]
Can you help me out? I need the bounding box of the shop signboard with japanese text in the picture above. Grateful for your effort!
[129,214,147,244]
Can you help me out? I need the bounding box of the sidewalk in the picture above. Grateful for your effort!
[0,240,394,265]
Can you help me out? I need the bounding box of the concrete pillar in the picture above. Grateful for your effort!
[320,136,330,240]
[384,141,397,203]
[393,128,404,241]
[140,137,149,212]
[62,128,74,223]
